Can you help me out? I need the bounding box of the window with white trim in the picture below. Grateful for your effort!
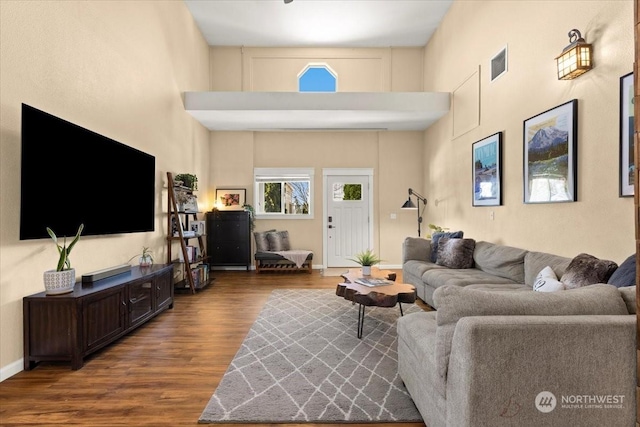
[254,168,314,219]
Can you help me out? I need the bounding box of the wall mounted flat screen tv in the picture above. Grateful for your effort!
[20,103,156,240]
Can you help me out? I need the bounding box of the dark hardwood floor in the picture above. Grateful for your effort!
[0,269,427,427]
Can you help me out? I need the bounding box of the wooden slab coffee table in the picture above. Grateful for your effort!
[336,268,416,338]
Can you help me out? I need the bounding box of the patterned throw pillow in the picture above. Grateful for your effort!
[533,266,565,292]
[430,231,464,262]
[560,253,618,289]
[435,237,475,269]
[253,229,276,252]
[267,230,291,251]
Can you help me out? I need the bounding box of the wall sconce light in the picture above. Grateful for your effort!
[555,29,592,80]
[401,188,427,237]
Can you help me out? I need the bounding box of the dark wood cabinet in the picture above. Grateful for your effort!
[23,264,173,370]
[206,210,251,270]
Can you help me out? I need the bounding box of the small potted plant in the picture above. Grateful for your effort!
[44,224,84,295]
[349,249,382,276]
[129,246,154,267]
[175,173,198,191]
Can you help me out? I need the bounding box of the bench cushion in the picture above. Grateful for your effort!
[255,251,313,261]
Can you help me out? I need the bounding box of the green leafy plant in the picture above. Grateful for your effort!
[427,223,449,238]
[243,204,256,230]
[349,249,383,266]
[128,246,154,264]
[46,224,84,271]
[175,173,198,191]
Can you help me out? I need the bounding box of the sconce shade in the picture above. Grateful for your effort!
[555,29,592,80]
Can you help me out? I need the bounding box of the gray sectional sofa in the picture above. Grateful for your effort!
[402,237,574,308]
[398,237,637,427]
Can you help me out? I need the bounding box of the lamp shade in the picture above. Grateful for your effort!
[401,199,417,209]
[555,29,592,80]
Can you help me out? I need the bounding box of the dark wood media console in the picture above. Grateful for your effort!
[23,264,174,370]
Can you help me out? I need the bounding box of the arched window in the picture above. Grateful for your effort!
[298,63,337,92]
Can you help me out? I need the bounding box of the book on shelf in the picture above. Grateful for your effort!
[354,277,393,287]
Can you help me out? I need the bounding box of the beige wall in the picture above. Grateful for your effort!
[0,1,210,378]
[423,0,635,261]
[207,47,427,265]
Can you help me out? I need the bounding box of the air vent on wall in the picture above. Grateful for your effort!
[490,46,508,82]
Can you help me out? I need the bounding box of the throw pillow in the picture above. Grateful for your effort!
[607,254,636,288]
[560,253,618,289]
[436,238,475,269]
[253,229,276,252]
[533,266,564,292]
[432,284,628,380]
[267,230,291,251]
[430,231,464,262]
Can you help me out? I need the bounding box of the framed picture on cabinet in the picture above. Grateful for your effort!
[216,188,246,210]
[472,132,502,206]
[523,99,577,204]
[190,220,206,236]
[620,72,634,197]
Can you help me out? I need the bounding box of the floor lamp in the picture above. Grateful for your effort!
[401,188,427,237]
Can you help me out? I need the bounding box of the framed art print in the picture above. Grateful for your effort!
[620,72,634,197]
[472,132,502,206]
[215,188,246,210]
[523,99,577,203]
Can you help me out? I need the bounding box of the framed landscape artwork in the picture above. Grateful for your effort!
[472,132,502,206]
[523,99,577,204]
[620,72,634,197]
[216,188,245,210]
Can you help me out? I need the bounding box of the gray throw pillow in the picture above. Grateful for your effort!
[560,253,618,289]
[253,229,276,252]
[267,230,291,251]
[430,231,463,262]
[436,238,475,269]
[608,254,636,288]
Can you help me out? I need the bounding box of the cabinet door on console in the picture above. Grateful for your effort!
[83,286,127,352]
[128,278,154,327]
[154,268,173,311]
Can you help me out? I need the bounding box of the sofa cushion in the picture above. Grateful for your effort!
[524,251,572,288]
[403,237,432,262]
[618,286,636,314]
[436,238,475,269]
[430,231,463,262]
[423,268,518,293]
[473,241,527,283]
[533,266,565,292]
[560,253,618,289]
[464,283,530,292]
[608,254,636,288]
[403,259,446,280]
[432,284,628,380]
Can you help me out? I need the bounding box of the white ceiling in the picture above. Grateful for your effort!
[183,0,454,131]
[184,0,453,48]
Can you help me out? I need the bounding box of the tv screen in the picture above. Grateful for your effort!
[20,104,156,240]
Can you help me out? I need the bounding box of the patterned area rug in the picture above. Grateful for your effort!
[199,289,423,424]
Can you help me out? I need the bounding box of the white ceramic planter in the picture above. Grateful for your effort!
[362,265,372,275]
[43,268,76,295]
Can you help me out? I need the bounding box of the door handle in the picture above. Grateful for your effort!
[328,225,337,229]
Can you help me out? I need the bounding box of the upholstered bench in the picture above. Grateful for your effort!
[253,229,313,273]
[254,251,313,273]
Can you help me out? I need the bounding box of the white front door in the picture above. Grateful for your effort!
[324,172,372,267]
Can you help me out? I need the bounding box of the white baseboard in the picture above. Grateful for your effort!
[0,359,23,382]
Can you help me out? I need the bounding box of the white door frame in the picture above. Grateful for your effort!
[322,168,374,269]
